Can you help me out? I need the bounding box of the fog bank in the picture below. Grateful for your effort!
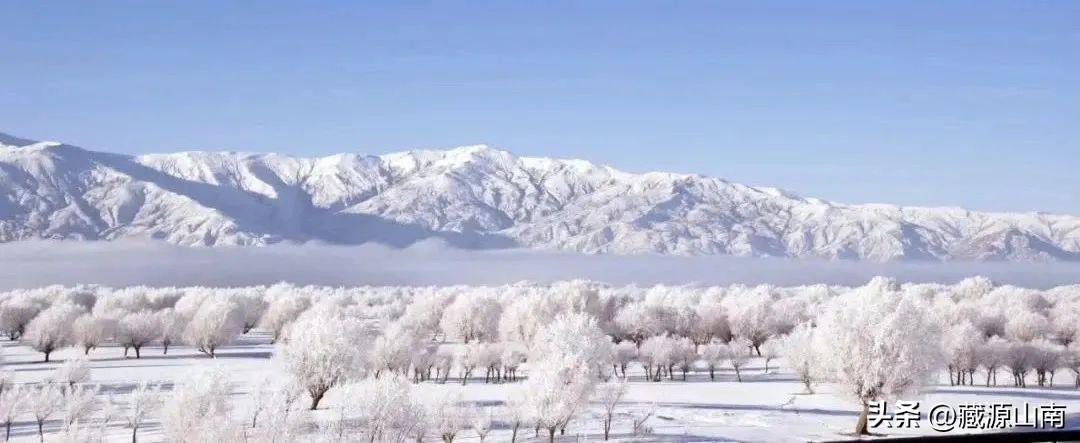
[0,240,1077,290]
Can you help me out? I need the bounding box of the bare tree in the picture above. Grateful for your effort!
[596,380,627,440]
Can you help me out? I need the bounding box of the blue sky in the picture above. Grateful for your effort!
[1,1,1077,213]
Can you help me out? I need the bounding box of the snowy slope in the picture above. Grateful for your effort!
[1,132,1078,261]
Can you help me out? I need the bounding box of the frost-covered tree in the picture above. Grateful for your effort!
[1005,310,1050,342]
[0,298,40,340]
[161,367,237,442]
[812,283,942,435]
[118,312,162,359]
[469,406,494,443]
[699,341,725,381]
[184,301,244,358]
[1050,309,1080,346]
[760,339,781,373]
[1005,341,1034,387]
[943,322,982,386]
[0,385,24,441]
[639,335,674,381]
[613,303,665,346]
[231,293,268,334]
[672,336,697,381]
[1064,341,1080,388]
[156,308,185,355]
[119,381,161,443]
[979,336,1010,386]
[440,294,501,343]
[370,323,422,378]
[71,315,112,355]
[690,302,731,347]
[340,374,421,442]
[23,303,83,362]
[725,290,774,356]
[245,383,307,443]
[61,385,98,433]
[1030,338,1063,387]
[259,295,310,344]
[275,310,377,409]
[503,393,528,443]
[781,323,817,393]
[611,341,637,379]
[51,356,91,390]
[724,337,752,382]
[27,383,65,441]
[433,348,454,383]
[524,313,611,442]
[596,380,627,440]
[409,344,436,383]
[429,390,468,443]
[500,343,528,382]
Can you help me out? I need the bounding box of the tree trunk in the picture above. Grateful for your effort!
[134,346,141,359]
[604,416,612,440]
[163,341,169,355]
[132,425,138,443]
[854,401,870,435]
[310,389,326,410]
[43,350,51,363]
[547,428,556,443]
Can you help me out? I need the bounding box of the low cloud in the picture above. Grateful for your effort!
[0,239,1078,290]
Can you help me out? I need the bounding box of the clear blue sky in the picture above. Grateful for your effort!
[1,1,1077,213]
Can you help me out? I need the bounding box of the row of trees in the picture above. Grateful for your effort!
[1,277,1079,439]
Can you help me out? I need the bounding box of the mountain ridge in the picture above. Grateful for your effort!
[1,132,1077,261]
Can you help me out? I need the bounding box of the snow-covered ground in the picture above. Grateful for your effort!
[4,334,1078,442]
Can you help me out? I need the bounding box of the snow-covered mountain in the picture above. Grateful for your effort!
[1,132,1077,261]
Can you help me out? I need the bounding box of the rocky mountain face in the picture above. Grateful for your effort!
[1,132,1077,261]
